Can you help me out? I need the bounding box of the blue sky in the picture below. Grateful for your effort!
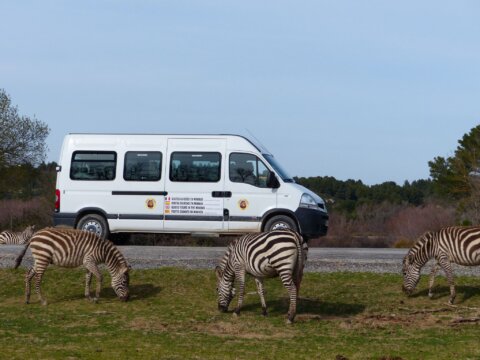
[1,1,479,185]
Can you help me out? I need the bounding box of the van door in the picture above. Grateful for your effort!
[225,152,277,232]
[164,138,226,232]
[108,150,166,232]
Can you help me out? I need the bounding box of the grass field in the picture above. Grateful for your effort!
[0,267,479,360]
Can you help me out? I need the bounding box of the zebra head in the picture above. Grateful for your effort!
[402,253,421,295]
[24,225,36,238]
[111,265,130,301]
[215,266,236,312]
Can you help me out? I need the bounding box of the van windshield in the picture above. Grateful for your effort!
[263,154,295,183]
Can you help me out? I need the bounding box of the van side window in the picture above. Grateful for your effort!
[229,153,269,188]
[170,152,221,182]
[124,152,162,181]
[70,151,116,181]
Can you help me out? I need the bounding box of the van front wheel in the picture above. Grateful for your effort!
[264,215,298,233]
[77,214,109,239]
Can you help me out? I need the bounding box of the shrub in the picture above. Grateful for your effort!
[0,197,52,231]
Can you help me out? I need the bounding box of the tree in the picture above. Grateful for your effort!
[0,89,50,168]
[429,125,480,221]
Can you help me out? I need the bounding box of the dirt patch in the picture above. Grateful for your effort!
[191,321,296,340]
[333,354,406,360]
[297,311,451,330]
[129,317,295,339]
[360,314,419,329]
[129,318,169,332]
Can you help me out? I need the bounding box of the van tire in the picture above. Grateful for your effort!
[264,215,298,233]
[76,214,109,239]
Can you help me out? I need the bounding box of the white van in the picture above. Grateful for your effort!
[53,134,328,240]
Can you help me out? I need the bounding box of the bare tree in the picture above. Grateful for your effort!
[0,89,50,167]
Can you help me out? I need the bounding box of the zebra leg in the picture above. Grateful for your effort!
[25,268,35,304]
[85,271,93,300]
[233,267,246,316]
[279,270,297,324]
[438,256,456,304]
[83,260,103,302]
[428,263,439,299]
[254,278,268,316]
[34,270,47,306]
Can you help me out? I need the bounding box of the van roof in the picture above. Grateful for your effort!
[65,133,271,154]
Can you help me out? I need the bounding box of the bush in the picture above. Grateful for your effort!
[386,202,456,243]
[392,237,415,248]
[0,197,53,231]
[311,201,457,248]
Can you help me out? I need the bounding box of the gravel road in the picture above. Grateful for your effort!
[1,245,480,276]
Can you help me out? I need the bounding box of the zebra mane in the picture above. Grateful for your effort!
[218,241,234,270]
[406,230,436,266]
[216,239,238,281]
[103,239,129,270]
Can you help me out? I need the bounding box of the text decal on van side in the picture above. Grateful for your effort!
[164,195,223,216]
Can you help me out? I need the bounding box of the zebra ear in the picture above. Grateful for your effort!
[215,266,223,281]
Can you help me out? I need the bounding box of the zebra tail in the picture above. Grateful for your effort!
[293,234,305,286]
[14,240,31,269]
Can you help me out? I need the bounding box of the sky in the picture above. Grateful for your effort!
[1,1,479,185]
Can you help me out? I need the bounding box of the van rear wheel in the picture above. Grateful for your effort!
[264,215,298,233]
[77,214,109,239]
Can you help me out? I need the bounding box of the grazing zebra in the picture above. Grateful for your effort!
[402,226,480,304]
[215,230,308,323]
[14,227,130,305]
[0,225,35,245]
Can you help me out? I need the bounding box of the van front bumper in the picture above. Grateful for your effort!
[295,208,329,239]
[53,212,76,228]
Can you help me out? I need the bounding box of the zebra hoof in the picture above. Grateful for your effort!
[286,318,293,325]
[286,313,295,324]
[428,293,434,299]
[232,312,239,318]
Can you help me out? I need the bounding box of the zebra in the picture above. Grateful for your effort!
[14,227,130,305]
[0,225,36,245]
[402,226,480,304]
[215,230,308,324]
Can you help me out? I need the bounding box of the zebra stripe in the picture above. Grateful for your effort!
[402,226,480,304]
[215,230,308,323]
[14,227,130,305]
[0,225,35,245]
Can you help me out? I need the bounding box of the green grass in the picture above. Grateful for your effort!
[1,268,480,360]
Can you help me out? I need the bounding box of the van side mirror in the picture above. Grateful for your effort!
[267,171,280,189]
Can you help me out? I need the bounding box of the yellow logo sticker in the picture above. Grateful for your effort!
[146,198,156,209]
[238,199,249,210]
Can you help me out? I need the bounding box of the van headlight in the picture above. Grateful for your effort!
[299,193,320,209]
